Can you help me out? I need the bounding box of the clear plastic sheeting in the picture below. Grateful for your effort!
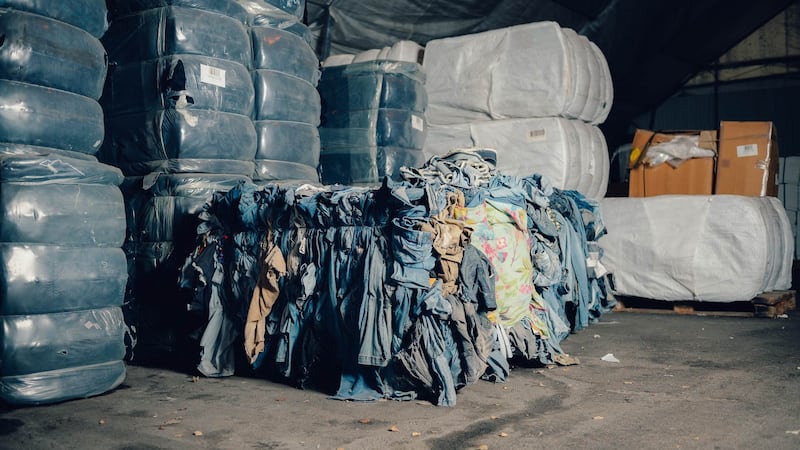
[0,307,126,376]
[253,71,321,124]
[0,0,110,38]
[423,22,613,125]
[0,153,123,185]
[102,7,252,67]
[600,196,793,302]
[0,245,127,315]
[0,80,105,156]
[0,9,108,100]
[251,26,320,84]
[0,143,99,161]
[101,109,257,176]
[0,360,126,406]
[424,117,609,199]
[235,0,305,20]
[103,55,255,116]
[107,0,250,24]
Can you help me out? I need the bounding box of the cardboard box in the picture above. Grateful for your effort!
[715,121,779,196]
[628,129,717,197]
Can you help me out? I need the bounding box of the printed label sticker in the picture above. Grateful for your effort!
[200,64,226,88]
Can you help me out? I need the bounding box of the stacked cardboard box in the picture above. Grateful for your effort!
[629,121,779,198]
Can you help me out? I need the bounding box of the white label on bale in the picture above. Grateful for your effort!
[527,129,546,142]
[200,64,226,88]
[737,143,758,158]
[411,114,424,131]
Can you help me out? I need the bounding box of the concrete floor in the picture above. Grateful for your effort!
[1,311,799,450]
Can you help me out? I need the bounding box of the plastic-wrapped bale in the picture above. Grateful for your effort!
[318,60,428,185]
[0,9,108,100]
[0,153,128,405]
[253,121,320,182]
[319,128,425,184]
[423,21,613,125]
[106,0,249,24]
[599,195,793,302]
[100,7,258,176]
[102,6,252,67]
[250,18,321,182]
[100,108,257,176]
[121,173,250,363]
[0,0,109,38]
[103,55,255,117]
[0,80,105,156]
[424,117,609,199]
[251,24,319,84]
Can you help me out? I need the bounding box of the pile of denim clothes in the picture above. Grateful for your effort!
[181,150,614,405]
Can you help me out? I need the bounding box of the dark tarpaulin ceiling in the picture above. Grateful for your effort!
[306,0,795,148]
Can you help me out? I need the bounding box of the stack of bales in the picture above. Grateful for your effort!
[101,0,258,362]
[0,1,128,404]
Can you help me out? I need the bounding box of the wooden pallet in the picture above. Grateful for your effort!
[613,290,796,318]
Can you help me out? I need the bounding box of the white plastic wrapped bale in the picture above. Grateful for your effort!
[423,21,613,125]
[424,117,609,199]
[600,196,793,302]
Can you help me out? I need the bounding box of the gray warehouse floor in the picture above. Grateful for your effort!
[1,311,799,450]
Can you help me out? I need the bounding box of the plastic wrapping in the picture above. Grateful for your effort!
[101,109,257,176]
[0,9,108,100]
[0,0,109,38]
[642,135,717,168]
[251,26,320,84]
[0,184,126,246]
[0,144,101,162]
[254,120,320,167]
[318,61,427,113]
[136,173,251,240]
[0,360,126,406]
[253,70,321,124]
[423,22,613,125]
[103,7,252,67]
[103,55,254,116]
[118,158,256,177]
[253,159,318,182]
[319,146,426,185]
[423,117,609,199]
[0,307,125,376]
[245,8,312,42]
[0,154,123,185]
[126,173,249,240]
[600,196,793,302]
[0,80,105,155]
[107,0,249,23]
[236,0,305,20]
[0,245,127,315]
[321,109,427,150]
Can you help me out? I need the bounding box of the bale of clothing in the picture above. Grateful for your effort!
[181,151,614,406]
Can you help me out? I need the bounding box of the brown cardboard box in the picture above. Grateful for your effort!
[628,129,717,197]
[715,121,779,196]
